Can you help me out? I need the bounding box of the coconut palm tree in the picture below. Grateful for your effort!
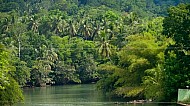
[78,20,92,40]
[98,30,112,58]
[91,24,100,41]
[67,20,77,37]
[1,17,10,34]
[30,16,39,33]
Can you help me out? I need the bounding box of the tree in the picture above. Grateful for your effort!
[78,20,92,40]
[68,20,77,38]
[30,44,57,86]
[12,59,30,87]
[97,30,115,62]
[0,77,24,106]
[28,15,40,33]
[53,61,80,84]
[31,59,52,86]
[50,36,98,84]
[1,11,27,59]
[163,3,190,101]
[0,44,11,90]
[0,44,23,105]
[97,27,172,100]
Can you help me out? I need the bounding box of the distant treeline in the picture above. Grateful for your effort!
[0,0,190,16]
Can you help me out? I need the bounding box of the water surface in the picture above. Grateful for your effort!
[15,84,178,106]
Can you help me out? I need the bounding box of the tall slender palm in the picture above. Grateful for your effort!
[12,23,26,58]
[1,12,26,59]
[30,16,39,33]
[49,12,64,35]
[91,24,100,41]
[55,19,65,35]
[78,20,92,40]
[98,30,112,58]
[98,38,111,58]
[1,17,10,34]
[68,20,77,37]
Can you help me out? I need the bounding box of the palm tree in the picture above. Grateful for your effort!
[12,23,26,58]
[30,16,39,33]
[55,19,65,35]
[78,20,92,40]
[91,24,100,41]
[1,12,26,59]
[1,17,10,34]
[32,45,58,86]
[98,30,112,58]
[49,11,65,35]
[31,17,39,32]
[67,20,77,37]
[98,37,111,58]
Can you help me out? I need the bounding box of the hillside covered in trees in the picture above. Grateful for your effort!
[0,0,190,105]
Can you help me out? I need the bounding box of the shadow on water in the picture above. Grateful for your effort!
[15,84,179,106]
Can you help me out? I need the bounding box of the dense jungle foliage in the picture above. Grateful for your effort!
[0,0,190,105]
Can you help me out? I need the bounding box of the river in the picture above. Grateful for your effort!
[15,84,179,106]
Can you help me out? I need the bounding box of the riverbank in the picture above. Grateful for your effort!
[178,102,190,106]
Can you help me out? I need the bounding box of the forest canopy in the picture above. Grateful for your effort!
[0,0,190,105]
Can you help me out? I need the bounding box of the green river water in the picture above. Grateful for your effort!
[15,84,179,106]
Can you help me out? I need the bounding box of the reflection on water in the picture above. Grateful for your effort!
[15,84,178,106]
